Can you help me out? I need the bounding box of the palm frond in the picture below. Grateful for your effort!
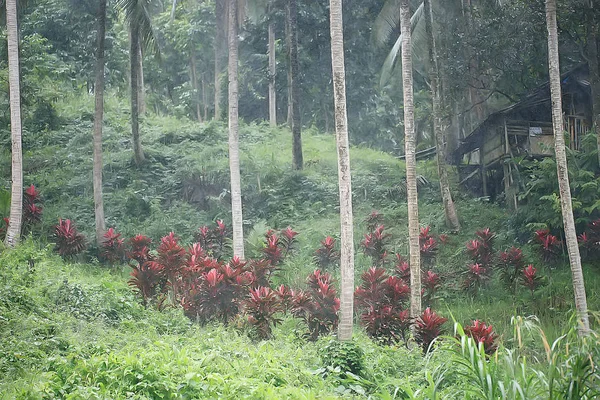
[116,0,161,56]
[379,1,425,87]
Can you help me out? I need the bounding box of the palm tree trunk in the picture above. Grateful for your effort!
[268,21,277,126]
[93,0,107,246]
[130,23,145,166]
[545,0,590,334]
[138,42,146,115]
[214,0,226,121]
[424,0,460,232]
[4,0,23,247]
[329,0,354,342]
[287,0,303,170]
[202,73,208,121]
[228,0,244,259]
[190,53,202,122]
[586,9,600,166]
[400,0,421,318]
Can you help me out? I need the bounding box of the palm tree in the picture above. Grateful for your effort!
[329,0,354,341]
[117,0,159,167]
[92,0,107,247]
[400,0,421,318]
[214,0,226,121]
[287,0,302,170]
[4,0,23,247]
[228,0,244,259]
[545,0,590,334]
[423,0,460,232]
[268,10,276,126]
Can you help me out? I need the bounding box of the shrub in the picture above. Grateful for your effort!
[464,320,499,355]
[497,247,525,294]
[262,232,283,265]
[521,264,544,296]
[533,229,562,263]
[275,284,293,312]
[314,236,340,270]
[248,258,278,288]
[128,261,166,306]
[156,232,187,302]
[466,228,495,267]
[462,263,489,296]
[320,338,365,377]
[291,270,340,341]
[361,225,390,266]
[243,286,283,339]
[394,254,411,283]
[54,219,86,259]
[578,218,600,260]
[23,184,43,231]
[127,234,153,266]
[279,226,299,258]
[414,307,447,353]
[422,270,441,304]
[194,220,230,260]
[419,227,438,266]
[355,267,410,344]
[364,210,384,233]
[0,217,9,241]
[100,228,125,265]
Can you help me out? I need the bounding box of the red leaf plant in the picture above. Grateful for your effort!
[23,184,43,230]
[127,234,153,266]
[414,307,448,353]
[291,270,340,341]
[578,219,600,260]
[361,225,391,266]
[101,227,125,265]
[194,220,230,260]
[314,235,340,270]
[0,217,9,241]
[462,263,490,296]
[262,232,283,265]
[156,232,187,302]
[128,261,166,307]
[419,227,438,266]
[243,286,284,339]
[365,210,384,233]
[464,320,499,355]
[422,270,442,304]
[248,258,278,288]
[533,229,562,263]
[280,226,299,258]
[521,264,544,296]
[275,284,294,312]
[497,247,525,293]
[355,267,410,344]
[394,254,411,283]
[54,219,86,258]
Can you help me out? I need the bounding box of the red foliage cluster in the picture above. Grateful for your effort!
[497,247,525,293]
[291,270,340,341]
[414,307,447,353]
[23,184,43,230]
[128,261,166,306]
[464,320,499,355]
[419,226,438,265]
[0,217,9,241]
[314,236,340,270]
[462,263,490,296]
[127,234,153,266]
[194,220,230,260]
[533,229,562,263]
[361,225,390,266]
[521,264,544,296]
[422,270,441,303]
[54,219,86,258]
[101,228,125,264]
[243,287,283,339]
[364,210,384,233]
[394,254,411,283]
[578,219,600,259]
[157,232,187,299]
[262,227,299,265]
[354,267,410,344]
[466,228,495,267]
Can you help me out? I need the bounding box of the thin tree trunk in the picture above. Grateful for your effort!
[130,23,145,166]
[228,0,244,259]
[424,0,460,232]
[214,0,226,121]
[93,0,107,246]
[400,0,421,318]
[202,74,208,121]
[190,54,202,122]
[586,7,600,166]
[545,0,590,334]
[268,21,277,126]
[138,42,146,115]
[4,0,23,247]
[329,0,354,342]
[285,13,292,126]
[287,0,303,170]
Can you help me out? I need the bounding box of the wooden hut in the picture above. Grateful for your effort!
[452,64,592,207]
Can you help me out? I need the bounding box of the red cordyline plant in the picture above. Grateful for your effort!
[521,264,544,296]
[243,286,283,339]
[497,247,525,293]
[466,228,495,267]
[128,261,166,307]
[419,227,438,266]
[578,218,600,260]
[248,258,278,288]
[361,224,390,266]
[280,226,299,258]
[354,267,410,344]
[291,270,340,341]
[462,263,489,296]
[23,184,43,230]
[54,219,86,258]
[194,220,230,260]
[464,320,499,355]
[422,270,441,304]
[414,307,447,353]
[275,284,293,312]
[0,217,9,241]
[262,232,283,265]
[533,229,562,263]
[394,254,411,283]
[314,235,340,270]
[127,234,153,266]
[157,232,187,302]
[101,228,125,265]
